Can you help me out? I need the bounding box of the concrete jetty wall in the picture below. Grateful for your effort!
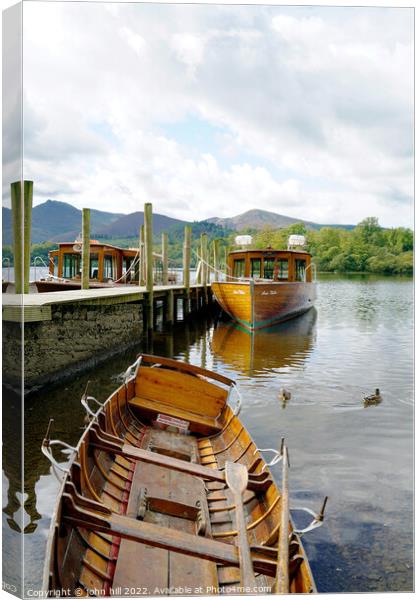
[3,301,143,392]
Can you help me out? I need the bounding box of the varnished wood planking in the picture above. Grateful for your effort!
[135,366,227,417]
[43,355,317,595]
[212,281,316,330]
[211,283,252,324]
[253,282,316,329]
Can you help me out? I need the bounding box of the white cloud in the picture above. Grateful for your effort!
[7,2,413,228]
[119,26,146,56]
[171,33,207,77]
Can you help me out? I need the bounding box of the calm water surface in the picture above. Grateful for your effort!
[2,274,414,594]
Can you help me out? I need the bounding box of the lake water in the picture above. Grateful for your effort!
[2,274,414,594]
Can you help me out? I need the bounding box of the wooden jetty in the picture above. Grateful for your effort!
[2,181,217,392]
[2,283,213,324]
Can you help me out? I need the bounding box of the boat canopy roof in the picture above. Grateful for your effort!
[50,241,136,253]
[228,247,311,256]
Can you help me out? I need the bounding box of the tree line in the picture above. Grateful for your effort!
[2,217,413,275]
[249,217,413,275]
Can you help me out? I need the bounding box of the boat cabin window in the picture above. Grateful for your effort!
[104,254,114,279]
[90,254,99,279]
[233,259,245,278]
[63,254,80,278]
[263,258,275,279]
[251,258,261,278]
[276,258,289,280]
[295,259,307,282]
[123,257,134,281]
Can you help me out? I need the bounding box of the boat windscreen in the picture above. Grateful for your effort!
[251,258,261,278]
[233,259,245,278]
[295,259,307,282]
[263,258,274,279]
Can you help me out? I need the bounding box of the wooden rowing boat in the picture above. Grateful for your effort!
[211,247,316,331]
[42,354,321,595]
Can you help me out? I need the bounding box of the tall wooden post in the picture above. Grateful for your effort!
[213,239,220,282]
[183,225,191,317]
[200,234,206,284]
[196,250,202,286]
[162,232,168,286]
[166,288,174,325]
[11,180,33,294]
[140,225,145,286]
[144,203,154,331]
[137,226,142,285]
[201,233,208,303]
[183,225,191,291]
[81,208,90,290]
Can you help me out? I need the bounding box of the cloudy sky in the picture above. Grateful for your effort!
[16,1,414,226]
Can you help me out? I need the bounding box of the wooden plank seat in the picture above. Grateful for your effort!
[89,426,272,493]
[129,395,224,436]
[62,494,278,578]
[128,363,230,436]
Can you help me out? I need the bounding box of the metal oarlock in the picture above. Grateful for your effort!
[123,355,143,383]
[80,381,104,418]
[291,496,328,535]
[231,384,242,416]
[41,418,77,479]
[81,395,104,418]
[254,447,282,467]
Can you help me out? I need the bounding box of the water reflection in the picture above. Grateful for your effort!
[212,309,317,377]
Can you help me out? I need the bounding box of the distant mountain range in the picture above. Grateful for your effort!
[1,200,187,245]
[205,208,354,231]
[1,199,355,245]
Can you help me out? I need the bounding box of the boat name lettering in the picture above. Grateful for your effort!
[261,290,277,296]
[233,290,246,295]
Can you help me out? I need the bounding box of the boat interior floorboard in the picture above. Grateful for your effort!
[112,426,219,594]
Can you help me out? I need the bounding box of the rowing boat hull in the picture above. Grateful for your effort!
[42,355,316,595]
[211,281,316,331]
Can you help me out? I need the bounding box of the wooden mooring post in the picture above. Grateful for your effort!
[213,239,220,282]
[11,180,33,294]
[144,203,154,332]
[139,225,145,286]
[201,233,208,304]
[165,288,174,325]
[183,225,191,317]
[162,232,168,286]
[81,208,90,290]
